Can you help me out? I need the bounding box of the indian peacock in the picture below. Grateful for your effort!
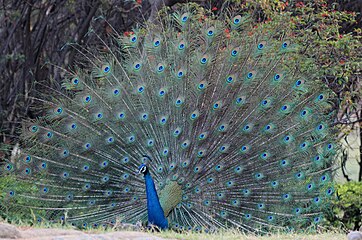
[1,3,337,233]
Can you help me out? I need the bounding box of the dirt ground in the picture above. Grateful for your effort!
[0,223,170,240]
[0,223,355,240]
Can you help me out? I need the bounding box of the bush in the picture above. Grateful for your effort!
[326,181,362,230]
[0,175,40,225]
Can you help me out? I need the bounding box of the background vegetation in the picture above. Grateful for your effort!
[0,0,361,231]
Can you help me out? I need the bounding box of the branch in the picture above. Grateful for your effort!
[341,148,352,182]
[68,0,101,66]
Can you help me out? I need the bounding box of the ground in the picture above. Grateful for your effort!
[0,223,349,240]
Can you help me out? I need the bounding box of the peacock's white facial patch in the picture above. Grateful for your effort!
[139,165,147,174]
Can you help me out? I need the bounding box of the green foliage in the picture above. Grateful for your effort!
[326,181,362,230]
[238,0,361,124]
[240,0,361,182]
[337,181,362,208]
[0,175,42,225]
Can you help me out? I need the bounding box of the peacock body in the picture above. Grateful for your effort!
[1,4,337,233]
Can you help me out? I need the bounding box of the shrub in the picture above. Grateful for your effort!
[326,181,362,230]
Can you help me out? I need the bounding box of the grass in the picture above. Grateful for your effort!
[156,229,347,240]
[2,220,348,240]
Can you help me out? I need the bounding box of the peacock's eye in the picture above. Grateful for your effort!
[103,65,111,73]
[154,40,161,47]
[181,15,188,22]
[113,89,120,95]
[233,16,241,25]
[130,35,137,43]
[72,78,79,85]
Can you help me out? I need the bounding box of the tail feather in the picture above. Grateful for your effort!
[1,4,337,232]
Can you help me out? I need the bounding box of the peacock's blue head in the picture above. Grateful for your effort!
[138,164,149,175]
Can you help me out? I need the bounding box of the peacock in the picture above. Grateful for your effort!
[1,3,338,233]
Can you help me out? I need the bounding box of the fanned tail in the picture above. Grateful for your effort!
[1,4,337,233]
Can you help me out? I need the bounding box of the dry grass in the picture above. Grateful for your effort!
[4,221,348,240]
[157,229,346,240]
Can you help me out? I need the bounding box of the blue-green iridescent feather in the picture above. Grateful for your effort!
[1,3,337,233]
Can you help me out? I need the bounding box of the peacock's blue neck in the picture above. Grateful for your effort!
[144,172,168,229]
